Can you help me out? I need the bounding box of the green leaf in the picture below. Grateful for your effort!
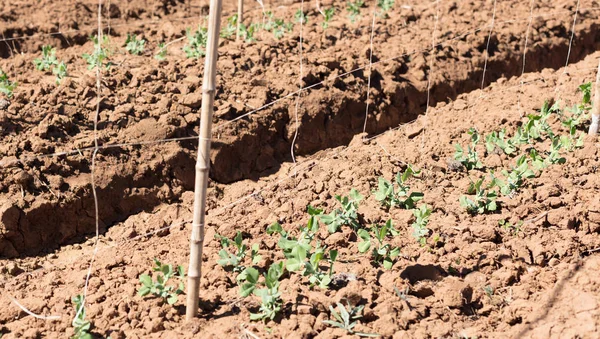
[167,294,178,305]
[139,274,152,287]
[240,282,256,297]
[243,267,259,284]
[266,222,283,235]
[286,258,303,272]
[137,286,151,296]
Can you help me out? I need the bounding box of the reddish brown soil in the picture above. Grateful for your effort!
[2,0,600,338]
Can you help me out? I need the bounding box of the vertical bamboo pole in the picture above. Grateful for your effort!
[588,58,600,135]
[236,0,243,41]
[186,0,223,321]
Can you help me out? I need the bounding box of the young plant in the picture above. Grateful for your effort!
[320,189,363,233]
[137,259,185,305]
[53,62,68,84]
[321,7,335,29]
[485,129,518,156]
[454,143,483,170]
[459,177,498,215]
[82,35,111,70]
[125,33,146,55]
[239,22,259,42]
[347,0,364,23]
[33,45,58,71]
[377,0,395,17]
[295,9,309,24]
[215,231,261,273]
[183,27,208,58]
[270,209,338,288]
[220,14,238,39]
[71,295,92,339]
[155,43,168,60]
[498,219,523,236]
[323,302,379,337]
[357,220,401,269]
[498,155,535,196]
[0,70,17,98]
[373,165,423,209]
[238,262,285,321]
[272,19,294,39]
[411,204,432,246]
[303,246,338,288]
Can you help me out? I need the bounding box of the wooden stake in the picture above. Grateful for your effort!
[186,0,223,321]
[236,0,243,41]
[588,58,600,135]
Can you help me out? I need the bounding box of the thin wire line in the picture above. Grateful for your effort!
[362,9,377,135]
[480,0,498,93]
[517,0,536,117]
[425,0,440,115]
[564,0,581,72]
[290,0,305,174]
[74,0,103,322]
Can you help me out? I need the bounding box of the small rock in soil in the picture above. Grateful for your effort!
[446,158,464,172]
[0,99,9,110]
[5,262,23,276]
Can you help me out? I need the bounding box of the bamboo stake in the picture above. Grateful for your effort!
[236,0,243,41]
[186,0,223,321]
[588,58,600,135]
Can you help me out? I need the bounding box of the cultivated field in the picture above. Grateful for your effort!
[1,0,600,338]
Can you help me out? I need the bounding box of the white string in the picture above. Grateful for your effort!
[290,0,305,173]
[362,9,377,135]
[425,0,440,115]
[74,0,103,322]
[480,0,497,94]
[7,295,61,320]
[553,0,581,99]
[517,0,536,117]
[564,0,581,72]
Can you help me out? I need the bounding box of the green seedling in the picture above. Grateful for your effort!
[323,302,379,337]
[215,231,261,273]
[454,143,483,170]
[71,295,92,339]
[459,177,497,215]
[138,259,185,305]
[320,188,363,233]
[272,19,294,39]
[485,129,518,156]
[238,262,285,321]
[303,246,338,288]
[270,209,337,288]
[411,204,432,246]
[377,0,394,17]
[321,7,335,29]
[53,61,68,84]
[239,22,259,43]
[154,43,167,60]
[125,34,146,55]
[515,100,559,144]
[183,27,208,58]
[33,45,58,71]
[0,70,17,98]
[347,0,364,22]
[220,14,238,39]
[295,9,309,24]
[498,155,535,196]
[498,219,523,236]
[374,164,423,209]
[579,82,592,105]
[357,220,401,269]
[82,35,111,70]
[263,12,294,39]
